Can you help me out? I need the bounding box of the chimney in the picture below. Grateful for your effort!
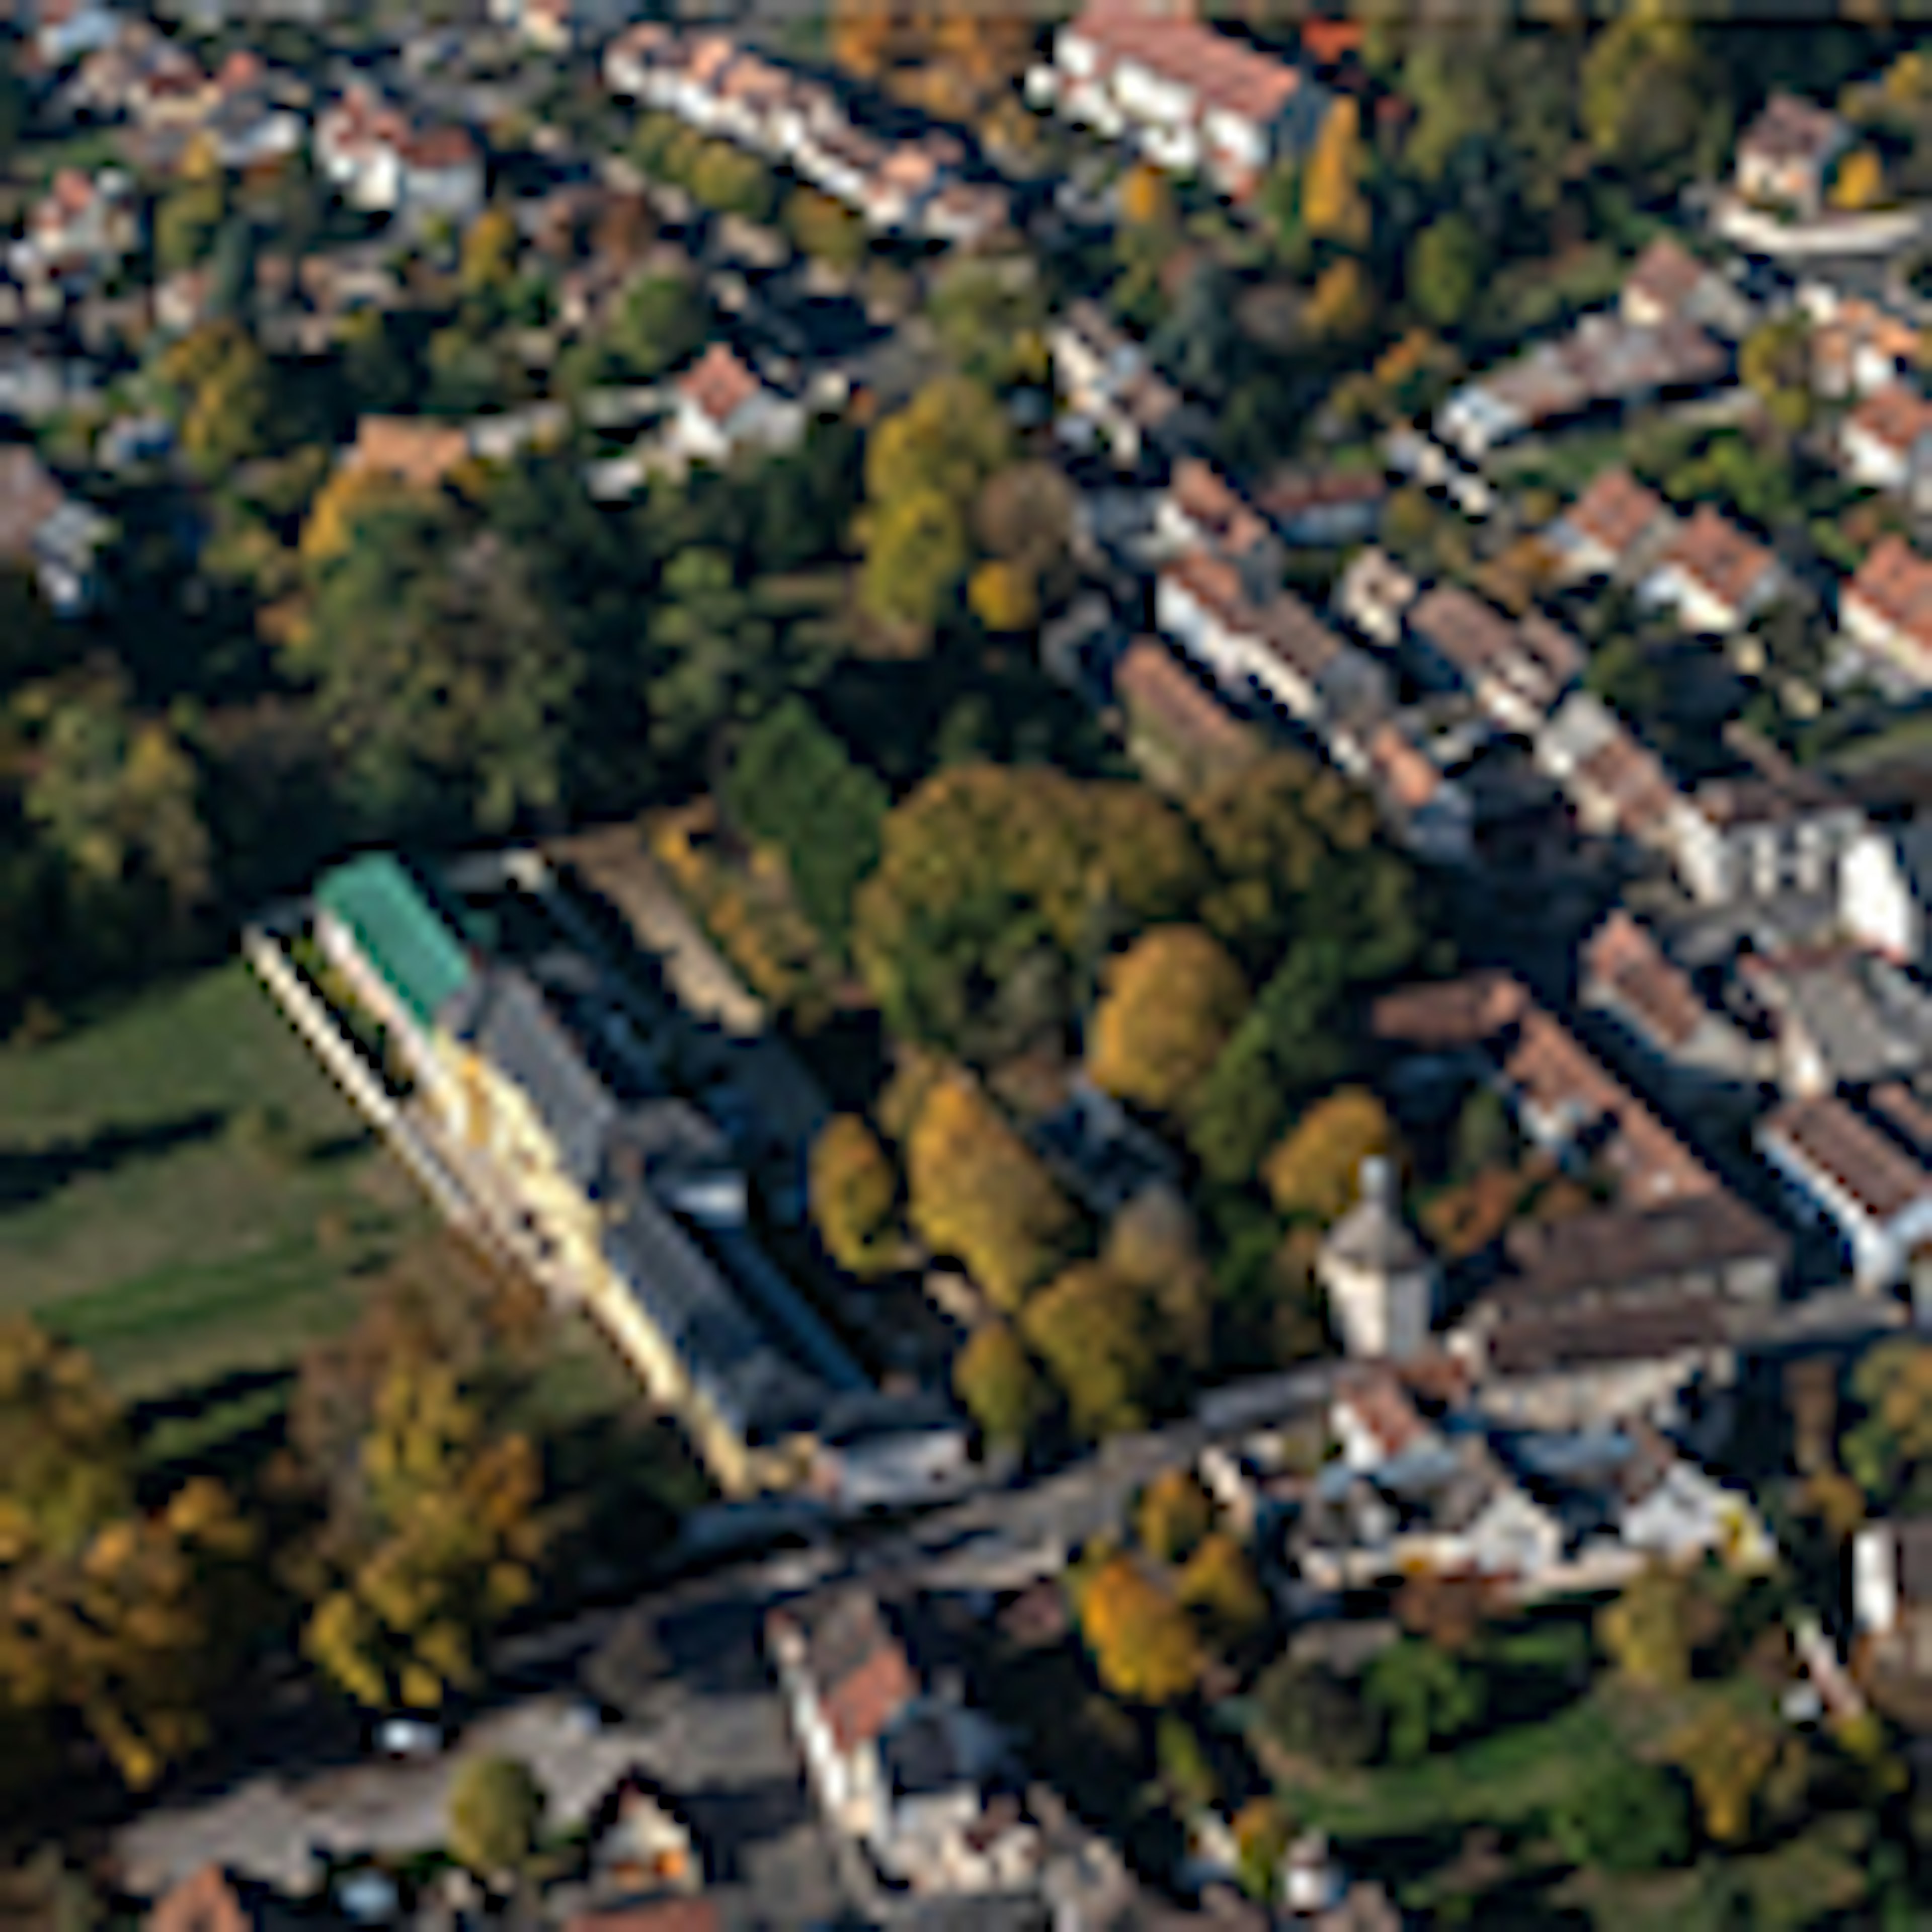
[1359,1154,1394,1211]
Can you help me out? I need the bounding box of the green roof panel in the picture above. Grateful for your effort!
[315,853,474,1030]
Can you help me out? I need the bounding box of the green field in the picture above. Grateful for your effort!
[0,960,426,1402]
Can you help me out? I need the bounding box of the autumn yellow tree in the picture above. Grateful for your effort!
[1304,257,1375,343]
[303,1361,543,1712]
[1598,1563,1722,1692]
[907,1073,1080,1311]
[1021,1262,1158,1440]
[1832,147,1887,212]
[1178,1533,1268,1652]
[1104,1185,1212,1370]
[0,1320,256,1792]
[1302,97,1370,249]
[1262,1086,1400,1224]
[810,1114,906,1278]
[953,1321,1051,1452]
[300,465,419,570]
[968,558,1037,634]
[1138,1469,1215,1566]
[460,205,519,296]
[1089,926,1249,1114]
[1119,162,1175,230]
[1078,1552,1203,1704]
[1666,1701,1801,1844]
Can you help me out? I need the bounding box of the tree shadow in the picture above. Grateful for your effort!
[677,1777,815,1884]
[0,1107,226,1212]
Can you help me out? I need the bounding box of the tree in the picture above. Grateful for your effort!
[783,189,866,272]
[1157,1710,1217,1811]
[302,1361,544,1713]
[1846,1339,1932,1509]
[1304,258,1374,343]
[1666,1700,1796,1845]
[1551,1757,1691,1873]
[1598,1563,1719,1691]
[968,558,1038,634]
[300,464,420,569]
[296,508,581,834]
[866,376,1014,510]
[1408,214,1484,330]
[1740,315,1814,434]
[1118,163,1174,230]
[1089,927,1249,1115]
[1833,146,1887,212]
[460,206,519,296]
[1452,1085,1515,1179]
[689,142,773,222]
[810,1115,905,1278]
[167,324,272,473]
[1302,97,1370,248]
[723,699,887,951]
[975,462,1074,574]
[1138,1469,1214,1567]
[610,273,706,379]
[1364,1637,1482,1765]
[855,764,1204,1061]
[1177,1533,1267,1653]
[1021,1262,1158,1440]
[907,1073,1080,1311]
[1253,1654,1375,1769]
[1262,1087,1400,1224]
[861,487,969,634]
[1077,1553,1202,1704]
[953,1321,1049,1452]
[1232,1796,1295,1904]
[929,259,1045,388]
[448,1755,544,1879]
[1579,11,1712,187]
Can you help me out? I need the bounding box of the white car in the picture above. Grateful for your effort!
[375,1716,443,1760]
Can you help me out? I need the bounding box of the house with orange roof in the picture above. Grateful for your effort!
[1582,908,1757,1091]
[1365,718,1473,867]
[11,165,137,292]
[1736,92,1848,219]
[1842,382,1932,499]
[671,342,802,465]
[1639,503,1784,634]
[1027,5,1330,199]
[1844,535,1932,686]
[316,85,481,225]
[766,1587,1041,1896]
[1548,466,1675,583]
[1621,234,1751,339]
[1535,691,1683,851]
[1156,458,1276,566]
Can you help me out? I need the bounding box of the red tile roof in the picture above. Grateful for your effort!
[1585,909,1711,1054]
[1066,5,1309,126]
[1625,235,1710,318]
[679,342,762,427]
[1740,91,1843,168]
[1846,382,1932,458]
[1848,535,1932,659]
[145,1869,253,1932]
[564,1905,720,1932]
[1657,504,1778,616]
[1168,458,1271,558]
[0,445,68,557]
[1566,466,1670,560]
[1115,637,1254,759]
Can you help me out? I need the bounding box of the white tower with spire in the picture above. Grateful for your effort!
[1317,1155,1437,1360]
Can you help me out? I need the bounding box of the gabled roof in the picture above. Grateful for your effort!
[1740,90,1843,168]
[1847,536,1932,658]
[315,852,474,1029]
[0,444,69,555]
[1408,583,1517,679]
[347,416,470,489]
[1064,5,1311,126]
[1564,466,1671,560]
[1656,504,1778,614]
[145,1867,256,1932]
[1844,382,1932,459]
[775,1587,919,1754]
[678,342,762,428]
[1762,1092,1932,1223]
[1585,908,1712,1053]
[1625,235,1712,318]
[1166,458,1271,558]
[1114,637,1253,761]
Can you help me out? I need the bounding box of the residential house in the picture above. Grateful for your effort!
[1842,816,1932,963]
[34,0,121,69]
[1534,690,1683,851]
[1546,465,1675,583]
[316,86,483,225]
[1027,5,1331,200]
[1439,313,1726,459]
[1257,467,1387,548]
[1804,287,1922,399]
[1620,233,1752,339]
[145,1866,289,1932]
[1735,91,1848,218]
[0,443,109,614]
[1156,549,1390,752]
[1738,945,1932,1097]
[1640,503,1783,634]
[1854,1518,1932,1674]
[11,167,137,294]
[1155,458,1276,570]
[1841,382,1932,502]
[670,342,803,465]
[1759,1091,1932,1292]
[1049,299,1187,467]
[1112,635,1262,793]
[1404,583,1582,734]
[1844,535,1932,686]
[343,415,472,489]
[1373,970,1718,1209]
[1332,544,1418,648]
[766,1588,1040,1896]
[1364,717,1475,866]
[1666,765,1865,906]
[1452,1192,1783,1427]
[1582,909,1760,1091]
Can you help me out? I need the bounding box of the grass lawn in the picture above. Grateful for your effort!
[1286,1692,1617,1843]
[0,959,426,1403]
